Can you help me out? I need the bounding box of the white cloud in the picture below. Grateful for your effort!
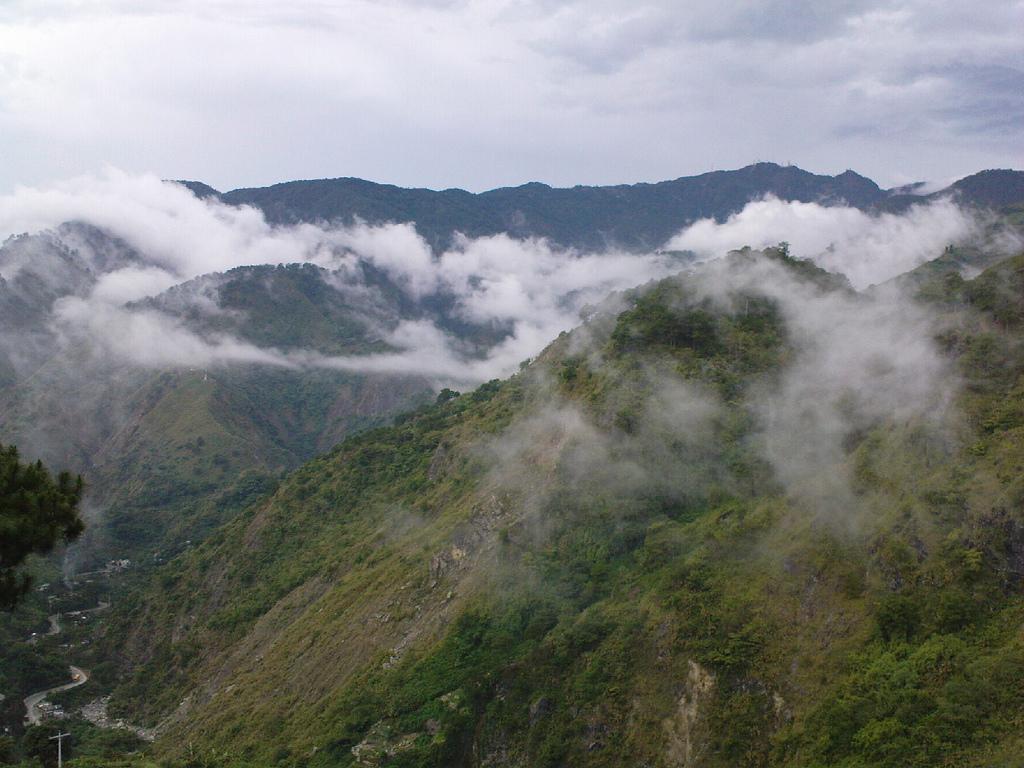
[331,221,437,298]
[665,196,983,288]
[0,172,687,386]
[682,252,955,515]
[90,266,181,304]
[252,235,690,386]
[52,297,295,370]
[0,170,337,278]
[0,170,1005,389]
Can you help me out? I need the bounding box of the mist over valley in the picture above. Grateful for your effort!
[2,2,1024,766]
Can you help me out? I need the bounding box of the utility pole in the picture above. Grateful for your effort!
[49,731,69,768]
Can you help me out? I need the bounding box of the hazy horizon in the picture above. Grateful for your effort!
[171,159,1019,196]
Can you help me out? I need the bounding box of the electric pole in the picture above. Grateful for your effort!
[49,731,69,768]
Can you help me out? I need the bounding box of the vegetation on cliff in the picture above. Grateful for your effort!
[77,244,1024,768]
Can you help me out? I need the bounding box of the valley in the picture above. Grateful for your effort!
[1,164,1023,767]
[3,1,1023,763]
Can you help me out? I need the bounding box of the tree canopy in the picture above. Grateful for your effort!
[0,444,83,609]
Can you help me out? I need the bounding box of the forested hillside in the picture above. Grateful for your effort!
[191,164,1024,252]
[1,164,1022,767]
[90,244,1024,767]
[0,231,435,569]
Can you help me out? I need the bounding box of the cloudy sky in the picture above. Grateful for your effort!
[0,0,1020,194]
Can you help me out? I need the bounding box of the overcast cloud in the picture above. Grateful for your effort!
[0,0,1020,194]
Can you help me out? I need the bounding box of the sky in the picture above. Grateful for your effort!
[0,0,1020,194]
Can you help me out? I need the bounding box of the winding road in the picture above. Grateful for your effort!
[22,665,89,726]
[22,601,109,725]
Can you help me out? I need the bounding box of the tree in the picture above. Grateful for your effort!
[21,726,60,767]
[0,734,15,765]
[0,444,84,609]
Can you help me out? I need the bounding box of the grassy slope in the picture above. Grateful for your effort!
[0,261,435,569]
[99,249,1024,768]
[78,366,430,566]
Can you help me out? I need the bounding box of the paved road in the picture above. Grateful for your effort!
[20,597,153,738]
[27,613,61,645]
[23,665,89,726]
[27,601,109,645]
[22,600,110,724]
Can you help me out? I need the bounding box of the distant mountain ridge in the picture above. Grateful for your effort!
[3,163,1023,763]
[177,163,1024,251]
[0,228,437,568]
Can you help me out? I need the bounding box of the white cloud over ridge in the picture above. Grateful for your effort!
[690,253,955,513]
[0,170,343,277]
[0,172,1000,387]
[666,195,986,288]
[1,172,689,385]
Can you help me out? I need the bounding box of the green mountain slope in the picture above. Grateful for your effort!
[183,164,1024,253]
[99,246,1024,767]
[0,248,435,569]
[77,366,428,565]
[218,163,888,252]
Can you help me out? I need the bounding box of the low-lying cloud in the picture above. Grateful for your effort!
[0,171,1006,388]
[695,254,954,514]
[0,171,690,386]
[665,195,987,289]
[0,171,999,533]
[481,247,959,540]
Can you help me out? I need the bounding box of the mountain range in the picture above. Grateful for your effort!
[181,163,1024,251]
[1,162,1023,767]
[103,244,1024,768]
